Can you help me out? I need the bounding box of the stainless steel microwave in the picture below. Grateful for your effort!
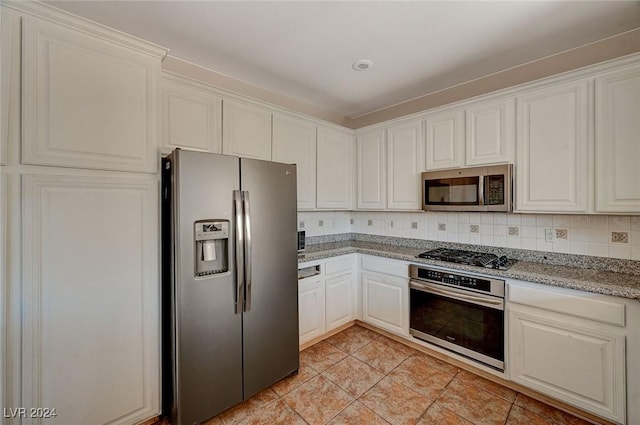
[421,164,513,212]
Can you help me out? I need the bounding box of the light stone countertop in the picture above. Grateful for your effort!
[298,240,640,300]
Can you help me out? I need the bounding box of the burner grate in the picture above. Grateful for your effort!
[417,248,516,270]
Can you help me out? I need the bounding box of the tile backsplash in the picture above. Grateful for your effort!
[298,211,640,261]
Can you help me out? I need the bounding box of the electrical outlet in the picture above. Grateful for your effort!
[350,219,354,225]
[299,221,305,229]
[318,220,323,227]
[612,232,628,243]
[545,228,555,243]
[367,219,373,226]
[438,223,446,231]
[411,221,418,229]
[470,224,480,233]
[508,226,519,236]
[555,229,568,240]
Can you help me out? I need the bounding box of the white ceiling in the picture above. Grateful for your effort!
[46,1,640,119]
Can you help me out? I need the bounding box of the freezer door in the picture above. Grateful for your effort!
[172,150,243,425]
[240,158,299,398]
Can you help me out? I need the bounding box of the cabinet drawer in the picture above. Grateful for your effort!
[325,256,353,276]
[509,284,625,327]
[361,255,408,278]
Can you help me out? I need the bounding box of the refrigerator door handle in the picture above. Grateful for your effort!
[233,190,245,314]
[242,191,253,311]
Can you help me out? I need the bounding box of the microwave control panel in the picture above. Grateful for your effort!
[485,175,505,205]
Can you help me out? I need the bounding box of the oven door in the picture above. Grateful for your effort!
[409,280,505,370]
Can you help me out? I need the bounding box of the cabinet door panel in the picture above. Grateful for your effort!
[1,9,20,166]
[22,17,161,173]
[222,99,271,160]
[356,129,385,209]
[272,114,317,210]
[362,272,408,336]
[595,66,640,212]
[516,81,589,212]
[325,274,354,331]
[298,279,325,346]
[317,127,353,209]
[425,109,464,170]
[161,74,222,155]
[22,175,159,425]
[387,120,423,210]
[509,308,625,423]
[466,98,514,166]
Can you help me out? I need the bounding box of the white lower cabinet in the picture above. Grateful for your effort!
[324,256,356,332]
[325,274,354,330]
[359,255,409,336]
[508,281,626,424]
[361,272,408,336]
[298,255,356,346]
[21,174,160,425]
[298,277,326,346]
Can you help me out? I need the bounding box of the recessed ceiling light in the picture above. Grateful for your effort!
[352,59,374,71]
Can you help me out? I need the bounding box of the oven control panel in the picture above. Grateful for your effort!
[409,264,505,297]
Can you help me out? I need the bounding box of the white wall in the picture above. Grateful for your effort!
[299,211,640,261]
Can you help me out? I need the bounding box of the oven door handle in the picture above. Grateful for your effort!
[410,280,503,310]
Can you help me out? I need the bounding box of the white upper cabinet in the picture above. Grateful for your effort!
[515,80,590,212]
[386,119,424,210]
[222,98,272,161]
[272,113,317,210]
[465,97,515,166]
[316,126,353,209]
[424,107,464,170]
[21,16,165,173]
[595,65,640,213]
[356,129,386,210]
[1,8,20,166]
[160,73,222,155]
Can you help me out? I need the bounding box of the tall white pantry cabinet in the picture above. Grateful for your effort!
[1,3,166,425]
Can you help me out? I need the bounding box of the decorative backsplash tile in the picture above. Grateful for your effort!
[612,232,628,243]
[298,211,640,261]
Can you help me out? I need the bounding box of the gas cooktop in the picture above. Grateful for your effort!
[416,248,517,270]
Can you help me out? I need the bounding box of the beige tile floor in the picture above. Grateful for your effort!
[204,325,593,425]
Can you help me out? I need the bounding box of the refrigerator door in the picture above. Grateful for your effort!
[240,158,299,398]
[173,150,243,425]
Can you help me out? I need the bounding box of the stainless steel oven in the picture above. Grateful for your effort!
[409,264,505,371]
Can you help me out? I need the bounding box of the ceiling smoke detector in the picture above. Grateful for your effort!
[352,59,374,71]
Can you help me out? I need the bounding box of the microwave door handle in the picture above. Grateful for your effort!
[242,191,252,312]
[478,175,485,206]
[234,190,245,314]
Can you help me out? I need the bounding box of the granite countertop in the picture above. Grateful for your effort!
[298,240,640,300]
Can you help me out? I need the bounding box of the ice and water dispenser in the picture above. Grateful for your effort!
[194,220,229,277]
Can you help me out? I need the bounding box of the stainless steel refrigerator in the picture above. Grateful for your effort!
[161,149,299,425]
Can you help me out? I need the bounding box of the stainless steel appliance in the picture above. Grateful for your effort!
[417,248,516,270]
[161,150,299,425]
[421,164,512,212]
[409,264,505,371]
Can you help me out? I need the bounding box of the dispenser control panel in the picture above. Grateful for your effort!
[194,220,229,277]
[195,221,229,241]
